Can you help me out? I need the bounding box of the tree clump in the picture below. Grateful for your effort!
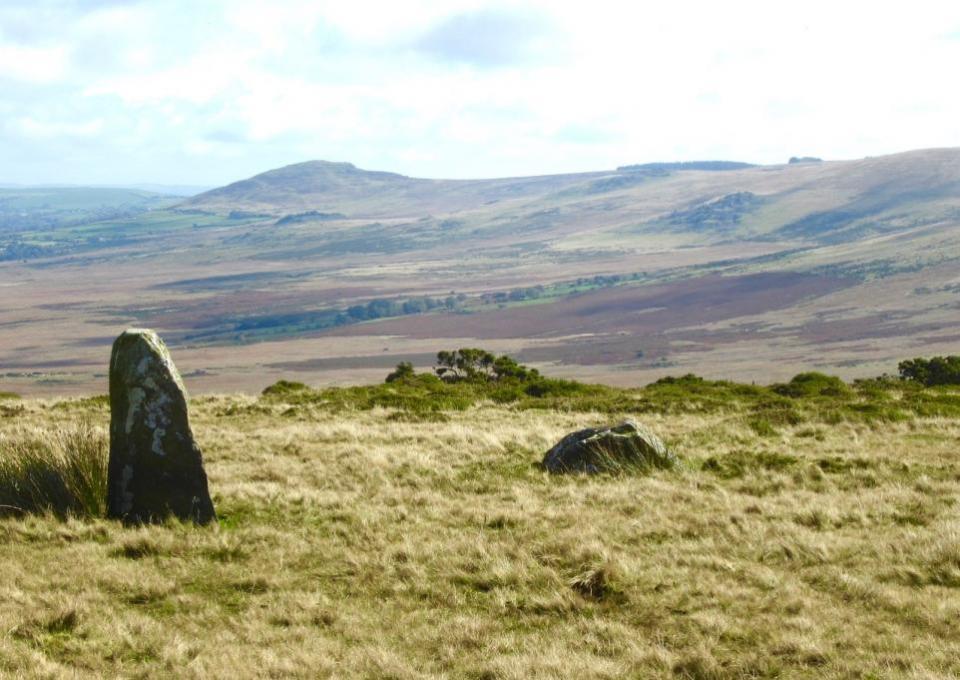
[899,356,960,387]
[384,349,542,386]
[434,348,539,383]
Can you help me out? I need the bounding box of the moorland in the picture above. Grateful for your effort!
[3,148,960,395]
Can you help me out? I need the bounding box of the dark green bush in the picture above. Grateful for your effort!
[899,356,960,386]
[385,362,415,383]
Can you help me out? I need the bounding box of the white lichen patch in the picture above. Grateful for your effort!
[143,390,172,457]
[137,357,151,376]
[125,388,146,435]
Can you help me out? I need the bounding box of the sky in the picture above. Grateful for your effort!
[2,0,960,186]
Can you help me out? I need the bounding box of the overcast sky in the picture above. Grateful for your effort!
[2,0,960,186]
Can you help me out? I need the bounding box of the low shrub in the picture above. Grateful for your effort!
[261,380,311,397]
[773,372,850,398]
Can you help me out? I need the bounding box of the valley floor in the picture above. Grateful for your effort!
[1,386,960,678]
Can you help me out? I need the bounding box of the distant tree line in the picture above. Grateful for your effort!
[481,286,545,304]
[229,293,467,336]
[344,294,463,322]
[478,275,633,306]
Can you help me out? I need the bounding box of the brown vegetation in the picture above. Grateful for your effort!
[2,377,960,676]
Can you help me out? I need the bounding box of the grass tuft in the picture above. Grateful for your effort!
[568,564,618,601]
[0,422,107,518]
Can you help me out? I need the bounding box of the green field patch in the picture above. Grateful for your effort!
[702,449,799,479]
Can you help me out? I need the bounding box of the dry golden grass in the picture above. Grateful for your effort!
[1,392,960,678]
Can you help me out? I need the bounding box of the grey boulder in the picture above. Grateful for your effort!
[543,420,675,473]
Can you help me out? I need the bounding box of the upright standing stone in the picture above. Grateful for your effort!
[107,329,215,524]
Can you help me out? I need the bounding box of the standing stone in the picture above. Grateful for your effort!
[542,419,676,474]
[107,329,215,524]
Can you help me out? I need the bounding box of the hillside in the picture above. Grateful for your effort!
[182,160,611,218]
[2,376,960,676]
[2,148,960,395]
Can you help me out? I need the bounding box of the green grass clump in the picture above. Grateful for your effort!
[773,372,851,398]
[702,449,799,479]
[0,423,107,518]
[261,380,311,398]
[0,391,20,401]
[636,375,767,415]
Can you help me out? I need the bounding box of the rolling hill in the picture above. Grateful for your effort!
[2,148,960,395]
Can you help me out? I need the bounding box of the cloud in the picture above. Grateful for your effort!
[15,116,103,138]
[204,129,247,144]
[413,7,553,67]
[553,124,618,145]
[2,0,960,185]
[0,43,68,82]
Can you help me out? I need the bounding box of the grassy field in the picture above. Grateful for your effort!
[1,375,960,678]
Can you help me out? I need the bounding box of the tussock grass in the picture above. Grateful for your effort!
[1,379,960,676]
[0,422,107,518]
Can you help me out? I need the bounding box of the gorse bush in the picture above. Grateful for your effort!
[0,422,108,518]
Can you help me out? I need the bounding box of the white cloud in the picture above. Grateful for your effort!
[14,116,103,138]
[2,0,960,184]
[0,43,68,83]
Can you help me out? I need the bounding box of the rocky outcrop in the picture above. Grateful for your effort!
[107,329,215,524]
[543,420,675,473]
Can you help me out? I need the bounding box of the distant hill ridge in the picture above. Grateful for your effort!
[182,148,960,223]
[182,157,762,217]
[616,160,757,172]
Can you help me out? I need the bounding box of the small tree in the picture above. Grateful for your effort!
[435,348,496,382]
[434,348,539,383]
